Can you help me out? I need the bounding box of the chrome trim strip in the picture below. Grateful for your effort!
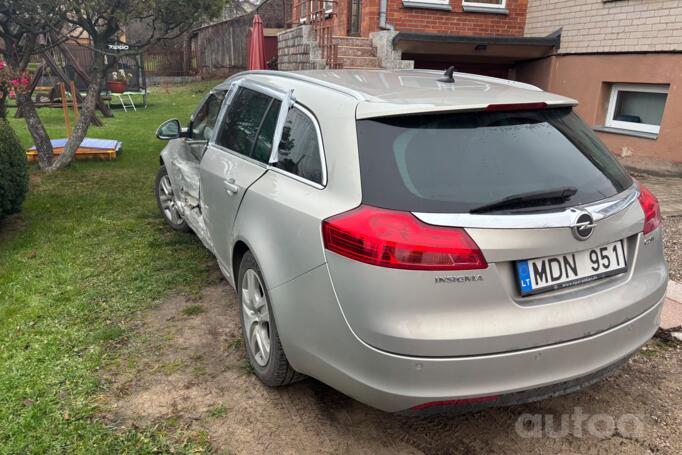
[269,89,296,165]
[210,80,241,144]
[413,186,639,229]
[267,166,325,190]
[588,189,639,220]
[277,103,328,188]
[239,78,290,100]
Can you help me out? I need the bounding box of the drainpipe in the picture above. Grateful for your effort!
[379,0,395,30]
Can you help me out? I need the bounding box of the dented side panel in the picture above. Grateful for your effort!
[160,140,215,254]
[199,145,268,276]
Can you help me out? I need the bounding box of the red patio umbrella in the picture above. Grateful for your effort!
[248,15,267,70]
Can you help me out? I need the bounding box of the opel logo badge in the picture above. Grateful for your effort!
[572,212,595,241]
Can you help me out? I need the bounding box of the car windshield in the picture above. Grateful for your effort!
[356,107,632,214]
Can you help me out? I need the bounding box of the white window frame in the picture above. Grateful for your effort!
[298,1,308,22]
[462,0,507,10]
[299,0,333,23]
[403,0,450,9]
[605,83,668,135]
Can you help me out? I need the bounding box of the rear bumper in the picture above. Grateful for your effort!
[271,264,663,413]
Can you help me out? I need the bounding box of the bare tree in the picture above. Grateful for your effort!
[2,0,223,172]
[0,0,66,169]
[41,0,225,172]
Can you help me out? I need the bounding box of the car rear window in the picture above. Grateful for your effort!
[356,108,632,214]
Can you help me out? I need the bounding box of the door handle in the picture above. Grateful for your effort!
[224,178,239,195]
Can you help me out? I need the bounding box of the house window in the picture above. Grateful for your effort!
[462,0,507,13]
[299,1,307,20]
[402,0,451,11]
[605,84,669,135]
[299,0,333,21]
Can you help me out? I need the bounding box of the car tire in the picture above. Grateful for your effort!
[155,165,190,232]
[238,251,304,386]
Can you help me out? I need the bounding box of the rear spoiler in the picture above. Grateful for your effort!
[355,99,578,120]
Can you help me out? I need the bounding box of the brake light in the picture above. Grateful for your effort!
[638,183,661,235]
[485,102,547,112]
[322,205,487,270]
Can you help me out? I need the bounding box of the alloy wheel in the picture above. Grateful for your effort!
[241,269,271,366]
[158,175,182,225]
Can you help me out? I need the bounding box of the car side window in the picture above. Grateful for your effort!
[251,99,281,164]
[274,107,323,185]
[216,87,273,156]
[190,92,225,141]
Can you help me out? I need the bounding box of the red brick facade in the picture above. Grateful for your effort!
[293,0,527,38]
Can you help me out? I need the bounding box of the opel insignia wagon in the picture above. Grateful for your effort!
[154,69,667,413]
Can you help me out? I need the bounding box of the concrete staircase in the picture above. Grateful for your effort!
[333,36,380,69]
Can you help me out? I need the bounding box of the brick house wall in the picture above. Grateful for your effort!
[380,0,527,36]
[525,0,682,53]
[293,0,528,38]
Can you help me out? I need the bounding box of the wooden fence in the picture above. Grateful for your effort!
[194,0,290,76]
[144,48,196,77]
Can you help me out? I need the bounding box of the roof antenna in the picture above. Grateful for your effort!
[438,66,456,83]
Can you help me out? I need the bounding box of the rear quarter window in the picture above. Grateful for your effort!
[356,108,632,213]
[274,107,324,185]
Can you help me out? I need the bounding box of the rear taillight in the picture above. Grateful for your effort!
[322,205,487,271]
[485,102,547,111]
[638,183,661,235]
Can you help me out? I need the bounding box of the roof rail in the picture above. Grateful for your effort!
[217,70,368,100]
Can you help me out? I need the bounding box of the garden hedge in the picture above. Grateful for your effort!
[0,119,28,220]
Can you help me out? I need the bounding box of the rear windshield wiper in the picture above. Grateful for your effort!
[469,187,578,214]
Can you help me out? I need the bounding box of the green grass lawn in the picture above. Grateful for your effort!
[1,81,223,453]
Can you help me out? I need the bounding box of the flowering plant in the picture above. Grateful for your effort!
[0,61,31,98]
[0,61,7,99]
[111,68,133,82]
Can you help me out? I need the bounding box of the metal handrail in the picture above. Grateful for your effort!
[291,0,342,69]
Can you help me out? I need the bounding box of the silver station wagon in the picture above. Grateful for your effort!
[155,69,667,413]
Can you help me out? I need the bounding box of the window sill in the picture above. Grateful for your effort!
[402,0,452,11]
[593,126,659,140]
[462,5,509,15]
[298,11,333,23]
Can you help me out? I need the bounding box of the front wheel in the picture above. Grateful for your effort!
[155,165,189,232]
[238,251,304,386]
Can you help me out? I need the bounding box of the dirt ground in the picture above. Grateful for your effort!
[100,271,682,455]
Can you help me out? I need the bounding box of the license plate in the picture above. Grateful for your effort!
[516,240,627,296]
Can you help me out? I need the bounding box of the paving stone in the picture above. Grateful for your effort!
[667,280,682,303]
[661,297,682,330]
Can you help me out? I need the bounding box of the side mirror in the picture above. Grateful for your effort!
[156,119,181,140]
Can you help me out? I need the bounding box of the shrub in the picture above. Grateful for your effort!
[0,119,28,219]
